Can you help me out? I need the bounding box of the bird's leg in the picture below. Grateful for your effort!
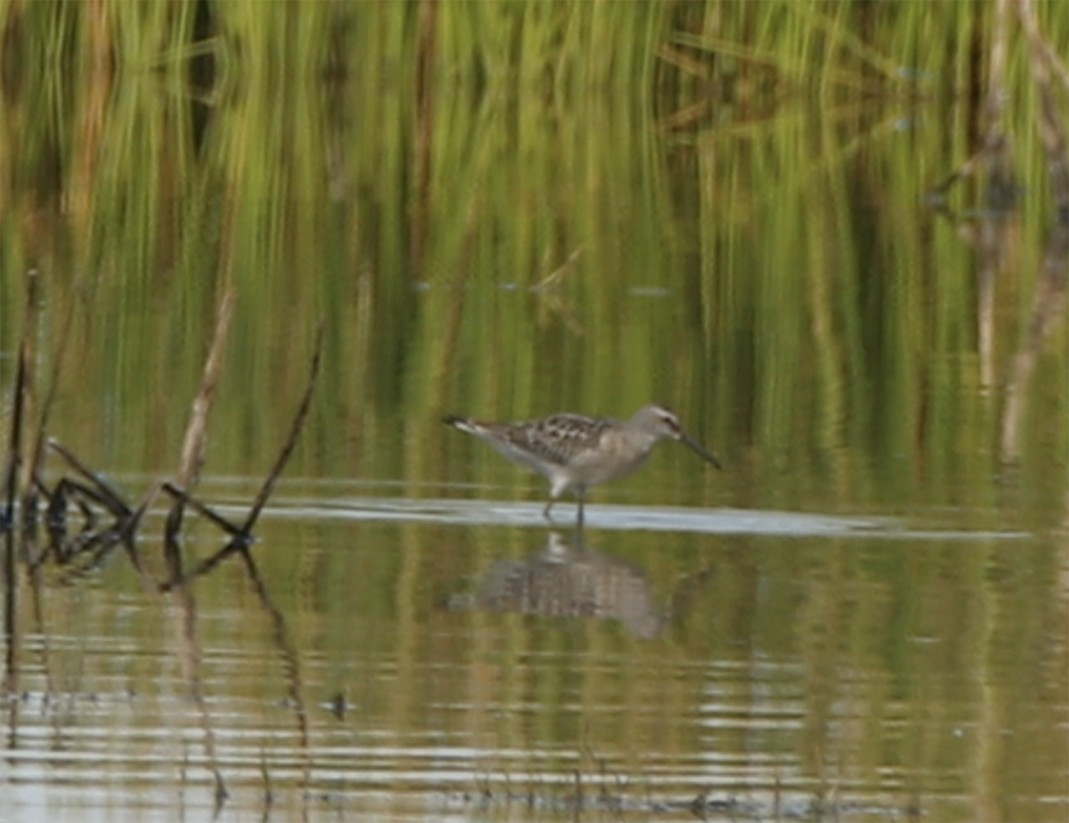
[543,498,555,521]
[576,491,585,528]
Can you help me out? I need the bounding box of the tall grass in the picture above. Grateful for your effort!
[1,0,1064,485]
[0,3,1065,813]
[1,2,1064,482]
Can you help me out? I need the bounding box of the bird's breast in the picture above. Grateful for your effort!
[571,431,655,485]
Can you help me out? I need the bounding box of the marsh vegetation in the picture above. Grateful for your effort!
[1,2,1066,820]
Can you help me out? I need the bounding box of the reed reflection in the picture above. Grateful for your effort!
[926,7,1069,462]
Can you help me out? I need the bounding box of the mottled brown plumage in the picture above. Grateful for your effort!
[443,405,721,522]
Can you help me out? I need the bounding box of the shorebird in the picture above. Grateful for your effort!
[442,405,722,522]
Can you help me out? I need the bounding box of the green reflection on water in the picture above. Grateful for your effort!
[0,3,1066,821]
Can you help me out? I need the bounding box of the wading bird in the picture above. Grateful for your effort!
[443,405,722,523]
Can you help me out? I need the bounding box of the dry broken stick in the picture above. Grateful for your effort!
[161,481,244,538]
[3,271,41,536]
[47,440,132,520]
[165,325,324,589]
[240,323,324,535]
[2,338,27,535]
[45,477,104,537]
[23,279,77,534]
[42,441,145,573]
[165,287,236,545]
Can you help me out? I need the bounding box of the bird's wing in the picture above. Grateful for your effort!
[504,414,612,466]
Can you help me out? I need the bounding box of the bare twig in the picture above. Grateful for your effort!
[240,324,324,534]
[47,440,131,518]
[3,271,39,535]
[23,282,78,532]
[162,482,244,537]
[160,537,245,590]
[162,326,323,588]
[166,287,237,542]
[116,482,165,584]
[1,273,35,689]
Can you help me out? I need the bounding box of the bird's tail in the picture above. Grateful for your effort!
[442,414,479,435]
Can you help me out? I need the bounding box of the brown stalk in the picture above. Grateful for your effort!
[47,439,131,518]
[240,324,324,534]
[1000,0,1069,459]
[164,287,236,572]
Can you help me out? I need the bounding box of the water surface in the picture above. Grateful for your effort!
[3,469,1064,822]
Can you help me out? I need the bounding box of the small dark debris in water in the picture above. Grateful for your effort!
[212,769,229,815]
[326,691,349,720]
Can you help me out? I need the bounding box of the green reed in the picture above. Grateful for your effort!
[0,0,1064,496]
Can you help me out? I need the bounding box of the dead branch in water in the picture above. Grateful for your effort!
[165,325,325,588]
[2,279,319,589]
[3,278,319,816]
[48,440,132,519]
[23,281,78,541]
[161,481,244,538]
[3,272,38,684]
[3,271,40,537]
[165,287,237,547]
[242,323,324,534]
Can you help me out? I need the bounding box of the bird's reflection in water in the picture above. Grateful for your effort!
[450,531,690,639]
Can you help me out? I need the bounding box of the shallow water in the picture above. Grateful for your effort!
[3,473,1064,823]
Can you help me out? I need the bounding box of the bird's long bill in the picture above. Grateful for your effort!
[680,431,723,470]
